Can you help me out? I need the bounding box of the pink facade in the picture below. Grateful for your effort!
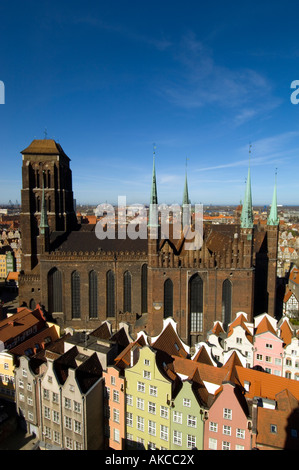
[253,331,284,376]
[103,366,125,450]
[204,382,251,450]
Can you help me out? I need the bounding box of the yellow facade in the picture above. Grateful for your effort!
[0,254,6,279]
[125,346,172,450]
[0,351,15,401]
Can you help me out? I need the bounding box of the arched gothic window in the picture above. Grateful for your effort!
[106,270,115,317]
[141,264,148,313]
[189,274,203,332]
[71,271,81,318]
[48,268,63,313]
[89,270,98,318]
[164,278,173,318]
[123,271,132,312]
[222,279,232,331]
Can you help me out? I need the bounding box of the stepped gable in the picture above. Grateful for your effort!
[50,224,148,254]
[75,352,103,394]
[192,345,214,366]
[227,313,253,343]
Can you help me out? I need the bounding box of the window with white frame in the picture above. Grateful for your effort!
[74,420,82,434]
[149,385,157,397]
[137,382,145,393]
[137,397,144,410]
[209,421,218,432]
[126,394,133,406]
[52,392,59,404]
[65,436,73,450]
[187,434,196,449]
[223,425,231,436]
[126,412,133,427]
[64,397,71,409]
[223,408,232,420]
[143,370,151,380]
[173,411,182,424]
[44,406,51,419]
[113,390,119,403]
[222,440,230,450]
[236,428,245,439]
[53,410,60,424]
[113,408,120,423]
[148,401,156,414]
[111,375,116,385]
[74,401,81,413]
[113,428,120,443]
[209,438,217,450]
[160,425,168,441]
[160,406,169,419]
[183,398,191,407]
[173,430,182,446]
[137,416,144,432]
[65,416,72,430]
[148,420,156,436]
[187,415,197,428]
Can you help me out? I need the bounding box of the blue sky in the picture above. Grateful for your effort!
[0,0,299,206]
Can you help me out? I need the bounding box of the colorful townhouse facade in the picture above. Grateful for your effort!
[10,315,299,450]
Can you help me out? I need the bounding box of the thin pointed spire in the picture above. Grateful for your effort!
[182,157,190,206]
[240,144,253,229]
[268,169,279,226]
[148,144,159,228]
[39,172,49,234]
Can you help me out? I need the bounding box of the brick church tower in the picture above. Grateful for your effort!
[19,139,77,308]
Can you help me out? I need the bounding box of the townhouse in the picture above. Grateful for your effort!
[253,314,284,376]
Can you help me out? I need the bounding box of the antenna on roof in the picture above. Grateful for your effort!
[44,128,48,139]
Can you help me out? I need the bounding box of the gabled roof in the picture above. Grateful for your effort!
[210,321,225,336]
[226,313,253,343]
[255,315,277,337]
[150,319,189,359]
[279,318,294,347]
[192,345,214,366]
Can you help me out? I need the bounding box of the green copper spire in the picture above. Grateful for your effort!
[240,146,253,229]
[268,170,279,226]
[148,145,159,228]
[39,173,49,235]
[182,158,190,206]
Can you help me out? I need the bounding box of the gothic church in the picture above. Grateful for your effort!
[18,139,279,345]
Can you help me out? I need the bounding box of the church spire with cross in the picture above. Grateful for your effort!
[148,144,159,228]
[267,169,279,226]
[240,144,254,229]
